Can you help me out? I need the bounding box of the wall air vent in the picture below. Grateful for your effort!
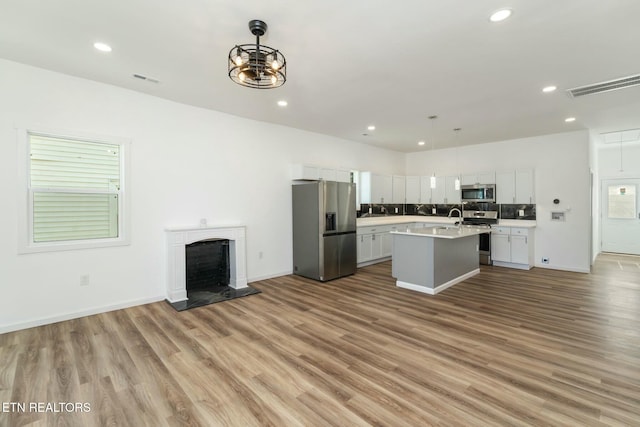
[567,74,640,98]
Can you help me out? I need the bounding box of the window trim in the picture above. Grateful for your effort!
[17,126,131,254]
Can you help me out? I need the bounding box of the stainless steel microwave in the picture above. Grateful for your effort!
[461,184,496,202]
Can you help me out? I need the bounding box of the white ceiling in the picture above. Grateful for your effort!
[2,1,640,152]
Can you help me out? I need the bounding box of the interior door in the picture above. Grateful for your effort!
[601,179,640,255]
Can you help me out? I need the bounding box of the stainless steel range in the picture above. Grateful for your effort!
[462,209,498,265]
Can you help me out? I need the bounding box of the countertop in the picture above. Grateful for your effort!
[357,215,458,226]
[391,225,491,240]
[357,215,536,228]
[495,220,537,228]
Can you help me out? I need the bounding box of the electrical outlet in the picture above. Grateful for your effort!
[80,275,90,286]
[541,257,549,264]
[395,207,398,213]
[432,207,437,214]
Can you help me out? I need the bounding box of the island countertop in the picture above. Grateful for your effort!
[357,215,536,228]
[391,225,490,239]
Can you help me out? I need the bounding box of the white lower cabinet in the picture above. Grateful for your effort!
[491,226,534,270]
[357,224,399,265]
[357,234,373,262]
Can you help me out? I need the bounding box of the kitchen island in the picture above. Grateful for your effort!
[391,226,488,295]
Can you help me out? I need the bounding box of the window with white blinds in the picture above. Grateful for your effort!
[28,133,123,243]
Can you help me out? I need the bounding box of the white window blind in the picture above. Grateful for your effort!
[29,133,121,243]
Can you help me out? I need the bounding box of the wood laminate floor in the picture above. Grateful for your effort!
[1,254,639,426]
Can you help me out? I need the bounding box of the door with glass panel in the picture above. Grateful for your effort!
[601,179,640,255]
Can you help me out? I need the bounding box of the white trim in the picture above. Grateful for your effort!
[248,270,292,282]
[16,125,132,254]
[492,261,532,270]
[396,268,480,295]
[357,256,391,268]
[0,295,165,334]
[533,264,590,273]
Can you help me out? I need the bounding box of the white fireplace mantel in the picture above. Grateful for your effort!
[166,225,248,302]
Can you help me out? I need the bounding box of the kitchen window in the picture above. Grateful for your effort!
[18,128,130,253]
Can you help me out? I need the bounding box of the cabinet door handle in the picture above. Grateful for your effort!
[508,235,511,243]
[372,234,376,241]
[513,196,515,203]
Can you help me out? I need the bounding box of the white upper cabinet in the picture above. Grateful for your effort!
[292,164,351,183]
[445,176,461,204]
[335,169,351,183]
[431,176,446,204]
[420,176,433,203]
[495,170,516,204]
[461,171,495,185]
[392,175,406,203]
[495,169,535,204]
[291,164,322,180]
[515,169,535,203]
[405,176,421,204]
[430,176,459,204]
[321,168,337,181]
[360,172,393,204]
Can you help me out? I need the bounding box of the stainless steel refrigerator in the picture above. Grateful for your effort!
[292,181,357,281]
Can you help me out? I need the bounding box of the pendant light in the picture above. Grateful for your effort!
[429,115,438,188]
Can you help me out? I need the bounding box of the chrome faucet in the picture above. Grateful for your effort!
[448,208,462,227]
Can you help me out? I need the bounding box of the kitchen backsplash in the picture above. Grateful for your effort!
[358,203,536,220]
[500,204,536,220]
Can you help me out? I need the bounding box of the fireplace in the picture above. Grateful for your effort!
[165,225,248,303]
[186,238,230,291]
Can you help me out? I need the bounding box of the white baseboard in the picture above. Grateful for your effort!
[533,263,590,273]
[0,295,165,334]
[396,268,480,295]
[248,270,292,283]
[357,256,391,268]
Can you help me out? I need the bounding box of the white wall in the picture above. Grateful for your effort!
[0,59,405,332]
[406,131,592,273]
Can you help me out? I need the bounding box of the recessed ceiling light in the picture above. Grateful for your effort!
[565,117,576,122]
[367,125,376,131]
[542,85,557,93]
[489,9,512,22]
[93,42,112,52]
[277,100,288,107]
[418,141,426,146]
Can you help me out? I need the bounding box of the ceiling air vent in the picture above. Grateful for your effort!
[132,73,160,84]
[567,74,640,98]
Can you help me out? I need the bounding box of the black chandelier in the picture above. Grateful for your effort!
[228,20,287,89]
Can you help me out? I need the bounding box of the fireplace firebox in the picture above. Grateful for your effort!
[186,238,230,291]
